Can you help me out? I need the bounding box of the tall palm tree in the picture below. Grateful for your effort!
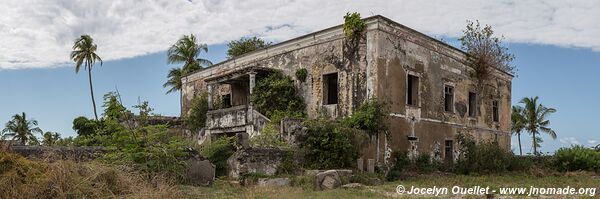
[42,131,61,146]
[511,105,526,155]
[164,34,212,115]
[71,35,103,120]
[2,112,43,145]
[520,96,557,155]
[164,34,212,93]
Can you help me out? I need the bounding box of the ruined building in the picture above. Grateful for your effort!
[181,15,513,164]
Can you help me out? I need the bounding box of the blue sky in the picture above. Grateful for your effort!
[1,0,599,153]
[1,41,599,153]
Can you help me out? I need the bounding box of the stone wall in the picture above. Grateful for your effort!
[9,146,105,161]
[227,147,288,179]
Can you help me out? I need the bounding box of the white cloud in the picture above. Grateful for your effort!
[559,137,580,146]
[588,140,598,145]
[1,0,600,69]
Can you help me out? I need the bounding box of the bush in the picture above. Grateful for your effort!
[299,119,366,169]
[276,151,300,175]
[250,123,288,148]
[295,68,308,83]
[185,92,209,133]
[454,133,518,174]
[386,151,410,181]
[251,71,305,119]
[553,145,600,172]
[342,98,387,136]
[343,12,365,39]
[200,136,236,176]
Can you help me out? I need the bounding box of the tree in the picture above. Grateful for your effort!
[164,34,212,94]
[2,112,43,145]
[72,116,100,136]
[71,35,103,120]
[250,71,305,119]
[185,92,209,133]
[520,96,556,155]
[226,36,271,58]
[459,20,515,82]
[42,131,61,146]
[511,105,526,155]
[102,92,128,120]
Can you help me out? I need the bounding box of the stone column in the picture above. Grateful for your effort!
[247,71,257,135]
[207,83,214,110]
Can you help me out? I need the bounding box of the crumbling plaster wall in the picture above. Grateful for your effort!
[367,19,513,161]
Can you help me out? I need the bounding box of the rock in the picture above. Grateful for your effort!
[315,170,342,190]
[258,178,291,187]
[183,151,215,186]
[342,183,364,189]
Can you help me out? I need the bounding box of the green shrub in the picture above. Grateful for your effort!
[295,68,308,83]
[299,119,366,169]
[553,145,600,172]
[200,136,236,176]
[251,71,305,119]
[342,98,387,136]
[276,151,300,175]
[386,151,410,181]
[101,125,188,176]
[250,123,288,148]
[351,171,384,185]
[185,92,209,133]
[454,133,517,174]
[343,12,365,39]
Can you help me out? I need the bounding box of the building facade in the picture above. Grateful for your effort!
[181,15,513,164]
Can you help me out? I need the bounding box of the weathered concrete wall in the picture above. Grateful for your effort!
[227,147,288,179]
[366,18,513,163]
[9,146,105,161]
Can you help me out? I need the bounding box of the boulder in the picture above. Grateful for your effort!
[227,147,288,179]
[257,178,291,187]
[315,170,342,190]
[183,150,215,186]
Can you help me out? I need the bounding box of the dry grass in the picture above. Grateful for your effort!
[0,150,182,199]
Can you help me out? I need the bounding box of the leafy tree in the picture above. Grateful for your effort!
[251,71,305,119]
[300,119,366,169]
[226,36,271,58]
[459,20,515,81]
[71,35,103,120]
[164,34,212,94]
[511,105,526,155]
[2,112,43,145]
[42,131,61,146]
[520,96,556,155]
[102,92,128,121]
[185,92,209,133]
[72,116,101,136]
[133,100,154,126]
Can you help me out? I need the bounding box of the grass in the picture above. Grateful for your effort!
[177,172,600,199]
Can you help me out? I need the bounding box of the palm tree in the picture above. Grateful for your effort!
[42,131,61,146]
[511,105,526,155]
[520,96,557,155]
[164,34,212,93]
[71,35,103,120]
[164,34,212,115]
[2,112,43,145]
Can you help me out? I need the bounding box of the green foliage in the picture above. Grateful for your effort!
[165,34,212,94]
[2,112,43,145]
[343,12,365,39]
[72,116,101,136]
[553,145,600,172]
[102,92,128,121]
[200,136,236,176]
[454,133,519,174]
[459,20,515,76]
[299,119,366,169]
[276,151,300,175]
[251,71,305,119]
[184,92,209,133]
[226,36,272,58]
[55,136,75,146]
[386,151,410,181]
[250,123,288,148]
[295,68,308,83]
[519,96,557,155]
[41,132,61,146]
[133,101,154,126]
[342,98,387,136]
[101,125,188,175]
